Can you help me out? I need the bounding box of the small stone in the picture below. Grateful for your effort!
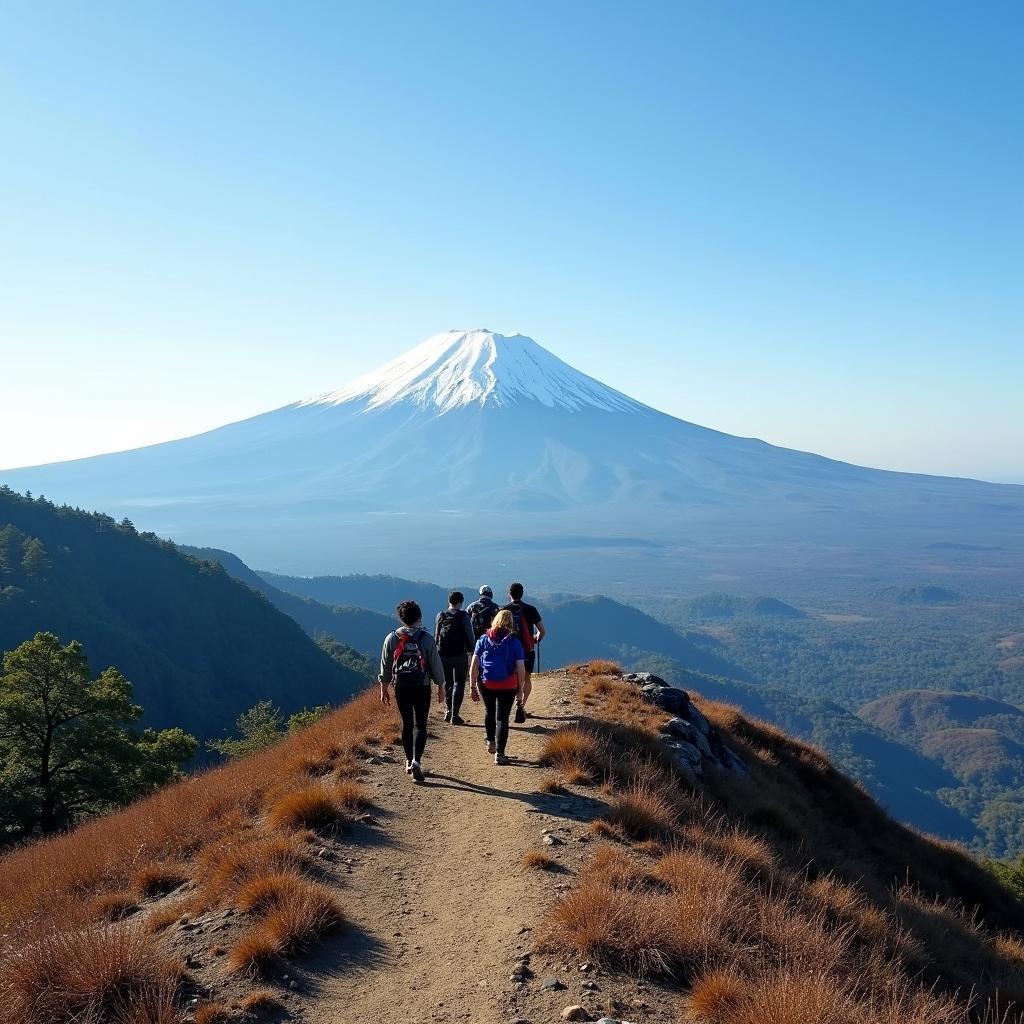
[543,834,564,846]
[561,1007,591,1022]
[541,977,567,991]
[596,1019,621,1024]
[357,813,377,824]
[507,1019,533,1024]
[581,981,600,992]
[289,980,299,991]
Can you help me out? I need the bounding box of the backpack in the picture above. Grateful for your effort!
[479,632,519,683]
[509,603,536,653]
[392,629,428,688]
[470,599,497,639]
[436,610,466,658]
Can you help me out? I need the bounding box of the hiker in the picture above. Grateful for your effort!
[470,609,525,765]
[502,582,546,720]
[466,585,499,639]
[378,600,446,782]
[434,590,476,725]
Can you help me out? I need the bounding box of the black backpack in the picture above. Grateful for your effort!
[436,610,466,658]
[392,629,428,687]
[508,603,536,652]
[470,599,496,639]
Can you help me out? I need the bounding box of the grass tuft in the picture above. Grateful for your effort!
[267,784,345,832]
[521,851,560,871]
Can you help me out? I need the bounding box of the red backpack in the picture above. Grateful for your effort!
[509,603,536,653]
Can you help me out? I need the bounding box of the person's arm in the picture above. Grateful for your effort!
[533,611,546,644]
[470,653,481,702]
[378,634,394,705]
[515,659,526,704]
[434,611,443,645]
[423,633,446,704]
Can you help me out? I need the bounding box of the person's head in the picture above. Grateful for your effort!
[508,582,524,602]
[396,600,422,627]
[448,590,464,608]
[479,585,493,599]
[491,609,514,635]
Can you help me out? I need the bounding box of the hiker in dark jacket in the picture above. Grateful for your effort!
[379,600,445,782]
[502,582,546,720]
[434,590,476,725]
[466,585,499,639]
[470,609,525,765]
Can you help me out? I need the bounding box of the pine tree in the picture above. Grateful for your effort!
[0,632,197,836]
[20,536,50,580]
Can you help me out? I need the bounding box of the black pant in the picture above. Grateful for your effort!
[442,655,469,716]
[480,686,517,755]
[395,684,432,764]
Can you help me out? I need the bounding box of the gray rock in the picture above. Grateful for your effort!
[661,717,698,742]
[666,739,702,765]
[687,704,712,736]
[542,977,567,991]
[543,834,564,846]
[639,683,690,715]
[692,730,713,758]
[622,672,671,688]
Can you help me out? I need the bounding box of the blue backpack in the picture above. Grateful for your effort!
[478,633,519,683]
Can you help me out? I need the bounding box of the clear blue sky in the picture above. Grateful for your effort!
[1,1,1021,481]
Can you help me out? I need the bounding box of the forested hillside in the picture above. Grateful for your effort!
[0,489,364,740]
[182,546,393,656]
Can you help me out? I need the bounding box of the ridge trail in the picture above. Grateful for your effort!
[305,672,591,1024]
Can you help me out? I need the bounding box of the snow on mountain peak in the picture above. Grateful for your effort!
[300,329,648,415]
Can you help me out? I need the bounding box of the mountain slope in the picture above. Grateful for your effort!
[3,328,1020,581]
[4,666,1024,1024]
[181,546,394,655]
[0,489,364,739]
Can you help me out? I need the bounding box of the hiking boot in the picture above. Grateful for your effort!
[486,739,496,755]
[411,761,425,783]
[404,762,413,775]
[451,715,466,726]
[443,709,452,723]
[494,752,509,765]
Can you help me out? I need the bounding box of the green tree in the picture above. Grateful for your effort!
[206,700,285,759]
[0,632,197,837]
[206,700,331,759]
[20,536,50,580]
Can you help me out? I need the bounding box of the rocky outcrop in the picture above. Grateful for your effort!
[621,672,747,779]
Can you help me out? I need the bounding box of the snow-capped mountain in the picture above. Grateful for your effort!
[301,329,647,414]
[3,329,1021,584]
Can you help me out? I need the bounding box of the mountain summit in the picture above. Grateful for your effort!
[2,327,1020,580]
[301,329,646,415]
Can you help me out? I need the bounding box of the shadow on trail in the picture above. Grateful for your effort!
[423,772,609,824]
[297,921,390,991]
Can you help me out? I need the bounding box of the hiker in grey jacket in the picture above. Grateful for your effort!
[434,590,477,725]
[379,600,446,782]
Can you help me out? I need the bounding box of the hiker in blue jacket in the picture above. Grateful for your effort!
[470,609,526,765]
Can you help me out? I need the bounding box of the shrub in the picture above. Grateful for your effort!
[0,924,179,1024]
[267,785,344,832]
[195,1003,232,1024]
[89,891,140,922]
[240,988,284,1011]
[227,928,283,976]
[539,727,606,783]
[521,851,560,871]
[605,782,679,839]
[133,862,191,899]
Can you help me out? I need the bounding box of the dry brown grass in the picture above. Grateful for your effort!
[539,726,606,784]
[521,851,560,871]
[132,862,191,899]
[227,927,284,975]
[538,774,568,794]
[0,687,392,1016]
[267,784,345,832]
[194,1002,232,1024]
[89,890,140,922]
[0,923,180,1024]
[144,905,183,935]
[240,988,284,1011]
[545,662,1024,1023]
[605,782,679,838]
[573,659,623,677]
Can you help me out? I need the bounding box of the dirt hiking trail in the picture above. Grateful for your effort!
[294,672,666,1024]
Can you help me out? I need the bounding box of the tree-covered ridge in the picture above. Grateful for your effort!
[0,632,196,845]
[0,488,364,741]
